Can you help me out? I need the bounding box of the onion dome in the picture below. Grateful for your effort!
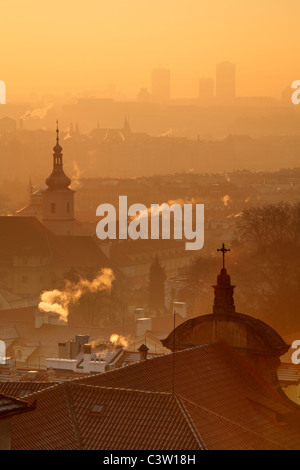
[45,122,71,190]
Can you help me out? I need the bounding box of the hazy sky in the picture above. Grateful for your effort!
[2,0,300,100]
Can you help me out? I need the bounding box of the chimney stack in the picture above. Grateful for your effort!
[10,365,17,381]
[48,367,55,382]
[83,344,92,373]
[138,344,149,361]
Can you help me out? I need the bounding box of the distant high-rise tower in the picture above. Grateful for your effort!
[216,62,236,100]
[199,78,214,102]
[151,68,170,103]
[42,123,75,236]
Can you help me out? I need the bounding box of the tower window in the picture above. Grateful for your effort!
[67,202,70,213]
[51,203,56,214]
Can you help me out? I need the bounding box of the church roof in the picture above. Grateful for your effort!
[162,247,289,358]
[0,216,51,258]
[0,216,111,269]
[161,312,289,356]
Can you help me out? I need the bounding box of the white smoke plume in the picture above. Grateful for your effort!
[109,334,129,349]
[20,103,53,121]
[130,197,198,221]
[222,195,231,207]
[70,161,84,189]
[159,128,173,137]
[38,268,115,322]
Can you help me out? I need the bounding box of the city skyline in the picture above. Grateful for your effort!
[2,0,300,101]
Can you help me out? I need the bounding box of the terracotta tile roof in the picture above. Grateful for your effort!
[12,385,79,450]
[69,384,202,450]
[0,217,51,258]
[0,394,35,419]
[182,399,285,450]
[114,350,162,368]
[10,383,203,450]
[0,381,54,398]
[50,236,112,268]
[0,217,113,271]
[75,342,300,449]
[7,342,300,450]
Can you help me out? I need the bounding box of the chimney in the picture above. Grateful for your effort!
[136,317,152,337]
[83,344,92,373]
[48,367,55,382]
[10,365,17,381]
[75,334,90,349]
[58,342,67,359]
[135,308,145,321]
[138,344,149,361]
[173,302,187,319]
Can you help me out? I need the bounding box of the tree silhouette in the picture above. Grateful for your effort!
[148,256,166,314]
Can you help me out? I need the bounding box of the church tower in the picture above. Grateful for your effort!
[42,123,75,236]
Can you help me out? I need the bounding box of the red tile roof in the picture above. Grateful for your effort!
[182,399,285,450]
[0,394,35,419]
[69,384,202,450]
[0,381,54,398]
[12,384,79,450]
[75,342,300,449]
[11,383,203,450]
[7,342,300,450]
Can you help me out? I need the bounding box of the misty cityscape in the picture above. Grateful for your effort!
[1,0,300,453]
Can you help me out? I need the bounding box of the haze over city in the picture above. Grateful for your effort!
[1,0,300,453]
[2,0,300,100]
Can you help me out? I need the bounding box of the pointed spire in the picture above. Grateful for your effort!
[46,123,71,190]
[56,120,59,144]
[53,120,62,156]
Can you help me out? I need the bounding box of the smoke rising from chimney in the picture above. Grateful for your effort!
[38,268,115,322]
[110,334,129,349]
[222,195,231,207]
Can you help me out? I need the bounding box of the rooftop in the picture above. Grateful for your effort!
[6,342,300,450]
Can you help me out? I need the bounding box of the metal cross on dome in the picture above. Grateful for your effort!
[217,243,230,269]
[56,120,59,144]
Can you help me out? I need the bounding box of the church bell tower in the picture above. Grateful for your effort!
[42,122,75,236]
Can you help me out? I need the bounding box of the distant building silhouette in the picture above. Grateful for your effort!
[198,78,214,102]
[216,61,236,101]
[151,68,170,103]
[137,88,151,102]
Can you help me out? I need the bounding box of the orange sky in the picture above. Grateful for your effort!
[2,0,300,100]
